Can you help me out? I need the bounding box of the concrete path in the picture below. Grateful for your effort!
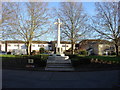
[2,70,120,88]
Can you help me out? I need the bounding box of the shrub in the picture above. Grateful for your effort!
[71,57,91,67]
[26,54,49,67]
[64,51,71,55]
[66,54,78,59]
[7,52,12,54]
[110,52,116,55]
[39,48,45,54]
[79,50,88,55]
[31,50,37,55]
[64,49,71,55]
[2,54,49,69]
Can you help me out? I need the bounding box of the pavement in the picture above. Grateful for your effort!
[2,69,120,88]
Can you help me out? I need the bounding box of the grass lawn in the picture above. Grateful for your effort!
[0,54,49,58]
[0,54,16,57]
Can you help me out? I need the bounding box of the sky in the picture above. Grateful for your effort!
[1,0,120,42]
[2,1,116,41]
[2,0,120,2]
[2,1,119,41]
[82,2,95,16]
[39,2,96,41]
[1,2,96,41]
[48,2,95,16]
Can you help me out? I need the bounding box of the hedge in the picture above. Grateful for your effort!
[2,54,49,69]
[69,55,91,67]
[70,54,120,67]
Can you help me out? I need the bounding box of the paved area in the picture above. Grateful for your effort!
[2,69,120,88]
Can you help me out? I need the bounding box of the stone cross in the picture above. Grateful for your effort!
[118,2,120,28]
[54,18,62,47]
[54,18,62,54]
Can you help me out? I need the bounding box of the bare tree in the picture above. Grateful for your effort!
[2,2,51,55]
[1,3,17,39]
[118,1,120,37]
[90,2,120,56]
[55,2,88,54]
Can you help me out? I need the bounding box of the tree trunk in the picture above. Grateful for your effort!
[5,41,8,52]
[71,40,75,55]
[26,42,31,55]
[27,44,31,55]
[115,44,119,56]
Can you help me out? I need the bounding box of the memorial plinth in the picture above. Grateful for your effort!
[45,18,74,71]
[50,54,69,60]
[45,54,74,71]
[54,18,69,58]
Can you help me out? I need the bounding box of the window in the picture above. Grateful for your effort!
[119,46,120,50]
[48,45,51,47]
[110,47,114,50]
[38,45,44,47]
[14,45,19,47]
[8,45,11,47]
[62,45,68,47]
[62,45,65,47]
[32,45,35,47]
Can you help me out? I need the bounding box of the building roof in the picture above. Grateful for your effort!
[50,41,71,44]
[1,40,50,44]
[8,40,25,43]
[79,39,112,44]
[1,39,113,45]
[31,41,49,44]
[0,40,71,44]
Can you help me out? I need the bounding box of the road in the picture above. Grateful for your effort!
[2,69,120,88]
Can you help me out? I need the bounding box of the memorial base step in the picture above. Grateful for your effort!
[45,56,74,71]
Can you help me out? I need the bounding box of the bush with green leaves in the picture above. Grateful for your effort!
[67,54,78,59]
[79,50,88,55]
[103,51,116,55]
[2,54,49,69]
[31,50,37,55]
[71,56,91,67]
[39,48,45,54]
[28,55,49,67]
